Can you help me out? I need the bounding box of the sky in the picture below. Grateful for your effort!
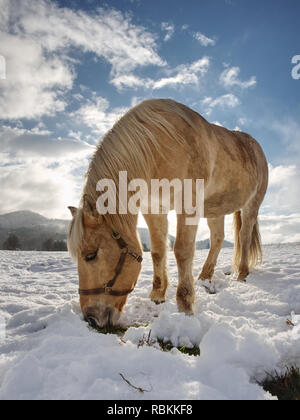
[0,0,300,244]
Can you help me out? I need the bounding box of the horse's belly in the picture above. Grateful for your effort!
[204,189,249,218]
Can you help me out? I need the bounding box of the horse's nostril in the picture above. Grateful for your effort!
[87,317,98,329]
[106,308,113,327]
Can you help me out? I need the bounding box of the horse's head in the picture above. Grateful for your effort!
[67,200,142,329]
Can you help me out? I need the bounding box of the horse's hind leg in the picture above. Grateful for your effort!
[143,214,169,304]
[174,213,198,315]
[198,216,225,280]
[234,203,260,282]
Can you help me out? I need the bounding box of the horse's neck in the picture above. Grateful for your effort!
[118,216,142,253]
[86,165,141,251]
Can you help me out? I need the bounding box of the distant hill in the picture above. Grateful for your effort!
[195,238,233,250]
[0,211,233,251]
[0,211,69,231]
[0,211,69,251]
[0,210,48,229]
[139,228,232,250]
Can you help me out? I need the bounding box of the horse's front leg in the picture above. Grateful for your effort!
[174,214,198,315]
[143,214,169,304]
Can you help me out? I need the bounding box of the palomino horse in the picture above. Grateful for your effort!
[68,99,268,328]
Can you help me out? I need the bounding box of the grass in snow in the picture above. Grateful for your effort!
[155,339,200,356]
[88,324,129,336]
[137,330,200,356]
[88,323,200,356]
[88,324,300,398]
[261,367,300,400]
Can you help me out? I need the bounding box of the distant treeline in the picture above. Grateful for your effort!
[1,234,67,251]
[1,233,150,252]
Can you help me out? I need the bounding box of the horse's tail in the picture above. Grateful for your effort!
[232,211,263,272]
[232,211,242,272]
[249,219,263,269]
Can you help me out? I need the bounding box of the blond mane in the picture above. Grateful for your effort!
[68,208,84,260]
[68,99,198,258]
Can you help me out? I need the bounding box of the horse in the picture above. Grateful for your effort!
[67,98,268,328]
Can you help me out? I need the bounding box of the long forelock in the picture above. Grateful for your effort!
[67,208,84,261]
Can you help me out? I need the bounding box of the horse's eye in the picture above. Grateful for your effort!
[85,252,98,262]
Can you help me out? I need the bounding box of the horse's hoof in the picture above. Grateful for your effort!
[199,276,213,282]
[202,285,217,295]
[237,271,249,282]
[154,300,165,305]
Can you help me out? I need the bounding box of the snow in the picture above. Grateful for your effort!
[0,244,300,400]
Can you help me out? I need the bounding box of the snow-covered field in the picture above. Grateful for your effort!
[0,244,300,400]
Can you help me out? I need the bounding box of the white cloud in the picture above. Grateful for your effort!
[0,33,73,119]
[272,119,300,158]
[202,94,240,116]
[111,57,210,90]
[152,58,210,90]
[259,214,300,244]
[0,125,93,158]
[220,66,257,89]
[203,94,240,108]
[161,22,175,42]
[268,164,297,188]
[13,0,165,76]
[72,96,128,137]
[0,0,165,120]
[193,32,216,47]
[0,125,93,218]
[263,163,300,214]
[110,74,149,91]
[237,117,249,126]
[263,118,300,215]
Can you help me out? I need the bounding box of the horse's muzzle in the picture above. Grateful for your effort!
[84,305,120,328]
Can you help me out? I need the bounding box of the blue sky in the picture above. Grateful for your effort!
[0,0,300,243]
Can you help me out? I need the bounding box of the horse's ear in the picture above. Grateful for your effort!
[68,206,78,218]
[83,194,101,219]
[82,195,103,226]
[83,194,96,213]
[82,210,103,227]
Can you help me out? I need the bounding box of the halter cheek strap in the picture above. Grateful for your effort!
[78,231,143,297]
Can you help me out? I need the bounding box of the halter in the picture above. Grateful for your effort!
[78,231,143,298]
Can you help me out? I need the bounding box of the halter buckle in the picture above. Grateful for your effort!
[104,286,113,295]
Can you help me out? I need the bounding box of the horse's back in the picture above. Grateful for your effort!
[131,99,268,210]
[202,124,268,216]
[103,98,268,217]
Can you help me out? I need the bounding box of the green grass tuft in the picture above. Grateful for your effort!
[88,325,128,336]
[261,366,300,400]
[89,323,200,356]
[88,323,149,336]
[178,344,201,357]
[156,339,200,356]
